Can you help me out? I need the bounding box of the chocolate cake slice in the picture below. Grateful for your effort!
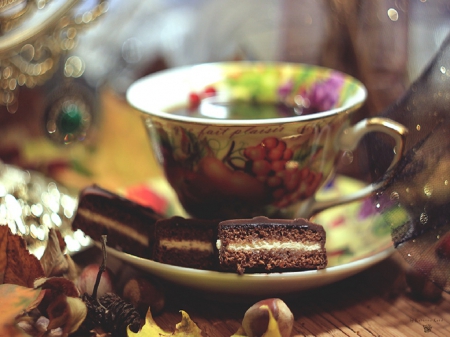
[216,216,327,274]
[71,185,163,258]
[153,216,219,270]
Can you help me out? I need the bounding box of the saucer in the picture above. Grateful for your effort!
[106,175,399,298]
[106,245,393,299]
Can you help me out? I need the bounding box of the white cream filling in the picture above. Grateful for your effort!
[77,209,148,247]
[216,240,321,252]
[159,239,213,252]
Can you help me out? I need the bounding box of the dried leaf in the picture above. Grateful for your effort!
[54,228,67,252]
[34,277,80,298]
[65,296,88,334]
[0,227,7,284]
[0,284,45,337]
[63,254,81,282]
[34,277,86,335]
[34,277,87,333]
[127,308,169,336]
[40,229,69,277]
[172,310,202,337]
[45,294,87,335]
[127,308,202,337]
[0,226,45,287]
[46,293,71,331]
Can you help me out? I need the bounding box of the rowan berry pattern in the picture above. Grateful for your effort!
[243,136,323,207]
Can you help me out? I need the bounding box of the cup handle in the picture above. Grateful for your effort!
[296,117,408,218]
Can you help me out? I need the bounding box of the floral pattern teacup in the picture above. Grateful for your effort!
[127,62,407,219]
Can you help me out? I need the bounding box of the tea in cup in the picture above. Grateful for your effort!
[127,62,407,219]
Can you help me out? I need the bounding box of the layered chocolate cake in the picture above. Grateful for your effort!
[153,216,219,270]
[72,185,163,258]
[72,186,328,275]
[216,216,327,274]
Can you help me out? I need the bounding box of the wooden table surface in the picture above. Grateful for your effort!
[74,247,449,337]
[147,251,450,337]
[67,90,449,337]
[74,244,450,337]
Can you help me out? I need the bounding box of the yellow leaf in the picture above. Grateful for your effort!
[172,310,202,337]
[127,309,202,337]
[66,296,88,334]
[127,308,171,337]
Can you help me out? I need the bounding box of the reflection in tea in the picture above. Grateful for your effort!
[169,97,320,120]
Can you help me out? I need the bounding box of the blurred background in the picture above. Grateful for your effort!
[1,0,449,191]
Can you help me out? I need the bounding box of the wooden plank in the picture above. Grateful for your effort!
[384,296,450,335]
[339,302,400,337]
[312,311,373,337]
[362,296,441,337]
[293,313,353,336]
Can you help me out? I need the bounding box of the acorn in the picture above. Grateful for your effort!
[242,298,294,337]
[122,277,165,316]
[77,263,114,297]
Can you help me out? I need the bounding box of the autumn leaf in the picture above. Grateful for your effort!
[0,226,44,287]
[34,277,87,335]
[0,228,85,336]
[0,226,7,284]
[127,307,169,336]
[63,254,81,282]
[43,294,87,335]
[173,310,202,336]
[40,228,69,277]
[34,276,80,298]
[0,284,45,337]
[64,296,88,334]
[127,308,202,337]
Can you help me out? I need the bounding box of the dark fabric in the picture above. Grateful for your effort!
[366,32,450,293]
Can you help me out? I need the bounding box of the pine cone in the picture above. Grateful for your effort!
[73,235,141,337]
[76,292,141,337]
[99,292,141,336]
[82,293,106,330]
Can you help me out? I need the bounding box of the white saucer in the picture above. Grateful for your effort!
[105,176,399,299]
[106,244,393,299]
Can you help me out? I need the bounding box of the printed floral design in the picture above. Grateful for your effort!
[357,194,410,237]
[147,64,362,218]
[153,120,329,218]
[277,71,345,115]
[240,137,323,207]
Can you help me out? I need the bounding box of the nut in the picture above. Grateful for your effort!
[122,277,165,316]
[76,264,114,297]
[242,298,293,337]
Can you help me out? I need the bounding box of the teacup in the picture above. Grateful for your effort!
[127,62,408,219]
